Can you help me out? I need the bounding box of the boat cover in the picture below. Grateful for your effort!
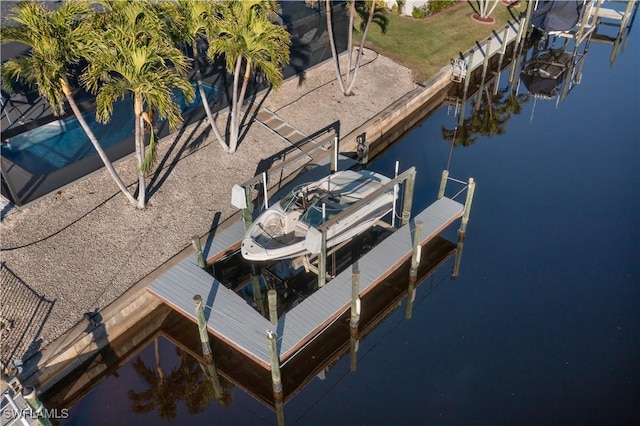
[530,0,584,33]
[520,49,573,97]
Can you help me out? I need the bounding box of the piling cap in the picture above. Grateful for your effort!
[21,386,36,398]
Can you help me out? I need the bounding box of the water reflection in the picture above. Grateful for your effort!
[127,338,233,420]
[444,1,637,146]
[43,234,457,425]
[443,84,529,146]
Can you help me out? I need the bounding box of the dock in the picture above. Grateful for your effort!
[147,165,471,369]
[1,387,41,426]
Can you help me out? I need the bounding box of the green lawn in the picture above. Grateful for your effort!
[360,2,523,82]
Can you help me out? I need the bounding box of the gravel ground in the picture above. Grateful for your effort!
[0,49,418,365]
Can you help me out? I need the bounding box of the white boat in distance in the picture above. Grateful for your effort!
[241,169,394,262]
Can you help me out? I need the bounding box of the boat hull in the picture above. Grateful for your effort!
[241,170,394,262]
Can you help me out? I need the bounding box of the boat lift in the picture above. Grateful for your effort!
[302,166,416,287]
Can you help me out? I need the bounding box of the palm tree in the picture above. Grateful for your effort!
[324,0,347,94]
[442,122,477,147]
[323,0,388,96]
[82,0,194,208]
[207,0,291,154]
[473,0,500,22]
[168,0,229,153]
[0,1,138,207]
[129,338,181,420]
[503,88,529,117]
[177,352,235,412]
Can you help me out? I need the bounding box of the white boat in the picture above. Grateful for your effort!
[241,169,394,261]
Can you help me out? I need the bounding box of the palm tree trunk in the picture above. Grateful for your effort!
[228,56,243,154]
[154,338,164,381]
[345,0,355,89]
[345,1,376,96]
[192,43,229,153]
[134,96,146,209]
[230,57,252,155]
[325,0,346,94]
[61,80,137,207]
[479,0,499,19]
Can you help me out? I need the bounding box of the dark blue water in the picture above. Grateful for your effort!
[58,20,639,426]
[1,84,218,174]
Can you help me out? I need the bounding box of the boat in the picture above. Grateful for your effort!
[530,0,584,34]
[241,169,394,262]
[520,48,574,98]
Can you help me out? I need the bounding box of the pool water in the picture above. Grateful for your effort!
[1,83,218,174]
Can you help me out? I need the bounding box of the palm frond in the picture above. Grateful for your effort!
[141,128,158,175]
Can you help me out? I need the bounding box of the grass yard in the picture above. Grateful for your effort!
[360,1,524,82]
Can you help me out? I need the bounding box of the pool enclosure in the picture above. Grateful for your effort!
[1,1,348,207]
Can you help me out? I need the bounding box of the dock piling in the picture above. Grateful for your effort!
[250,264,265,315]
[400,170,416,226]
[350,268,360,371]
[452,238,465,280]
[275,392,286,426]
[243,186,254,232]
[410,221,423,279]
[405,276,417,319]
[267,331,283,394]
[459,178,476,235]
[22,386,52,426]
[193,295,212,357]
[194,293,223,404]
[268,290,278,324]
[349,326,359,372]
[318,230,327,288]
[479,37,492,89]
[459,53,474,126]
[350,269,361,328]
[438,170,449,199]
[191,235,205,268]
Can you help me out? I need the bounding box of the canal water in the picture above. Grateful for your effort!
[54,19,638,426]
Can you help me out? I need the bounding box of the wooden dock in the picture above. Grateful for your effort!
[147,188,465,368]
[1,388,40,426]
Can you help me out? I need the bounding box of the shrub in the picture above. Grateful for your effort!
[412,4,427,19]
[427,0,457,15]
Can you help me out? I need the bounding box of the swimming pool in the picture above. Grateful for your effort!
[1,83,219,175]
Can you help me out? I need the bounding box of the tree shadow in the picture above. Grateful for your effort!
[467,1,480,15]
[146,119,210,200]
[0,263,55,375]
[202,212,222,266]
[249,120,340,213]
[253,120,340,179]
[507,2,526,21]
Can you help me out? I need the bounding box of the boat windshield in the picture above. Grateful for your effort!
[280,183,308,213]
[300,196,344,227]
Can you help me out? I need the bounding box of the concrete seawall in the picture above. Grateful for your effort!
[340,66,453,156]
